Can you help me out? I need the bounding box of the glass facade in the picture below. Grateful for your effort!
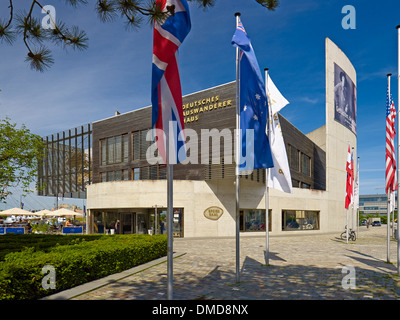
[282,210,320,231]
[91,208,184,237]
[240,209,271,232]
[38,123,92,198]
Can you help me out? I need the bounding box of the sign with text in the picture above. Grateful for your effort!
[203,206,224,221]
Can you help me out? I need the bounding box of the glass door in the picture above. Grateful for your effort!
[136,213,147,234]
[122,213,133,234]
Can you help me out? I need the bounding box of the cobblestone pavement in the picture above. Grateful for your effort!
[73,227,400,300]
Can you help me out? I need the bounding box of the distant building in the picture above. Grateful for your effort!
[359,194,397,216]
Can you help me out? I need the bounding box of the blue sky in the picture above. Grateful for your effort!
[0,0,399,209]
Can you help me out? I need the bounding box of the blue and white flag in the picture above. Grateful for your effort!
[232,18,274,171]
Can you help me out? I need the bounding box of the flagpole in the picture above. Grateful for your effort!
[166,128,174,299]
[346,143,350,244]
[346,208,349,244]
[388,73,392,263]
[351,146,355,232]
[264,68,270,266]
[357,156,360,238]
[234,11,241,283]
[396,24,400,274]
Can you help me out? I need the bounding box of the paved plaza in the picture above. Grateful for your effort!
[48,226,400,300]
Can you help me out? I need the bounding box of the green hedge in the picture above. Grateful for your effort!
[0,234,167,300]
[0,234,104,262]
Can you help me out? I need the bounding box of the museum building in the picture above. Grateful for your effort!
[38,38,358,237]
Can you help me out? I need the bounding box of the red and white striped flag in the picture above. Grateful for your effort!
[386,87,397,194]
[345,144,354,209]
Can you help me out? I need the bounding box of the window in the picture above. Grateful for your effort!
[289,144,299,171]
[159,164,167,179]
[140,129,150,160]
[122,169,129,181]
[239,209,271,232]
[141,166,149,180]
[133,168,140,180]
[106,171,115,182]
[301,182,311,189]
[115,135,122,163]
[107,137,115,164]
[282,210,319,231]
[132,131,140,161]
[292,179,300,188]
[123,134,129,162]
[100,134,129,165]
[101,140,107,166]
[301,153,311,176]
[149,165,158,180]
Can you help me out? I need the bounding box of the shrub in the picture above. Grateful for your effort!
[0,234,167,300]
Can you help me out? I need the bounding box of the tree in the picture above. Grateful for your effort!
[0,117,45,202]
[0,0,279,72]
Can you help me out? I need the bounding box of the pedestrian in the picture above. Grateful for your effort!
[115,219,120,234]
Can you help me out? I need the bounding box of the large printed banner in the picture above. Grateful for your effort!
[334,63,357,135]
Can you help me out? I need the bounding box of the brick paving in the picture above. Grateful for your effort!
[70,227,400,300]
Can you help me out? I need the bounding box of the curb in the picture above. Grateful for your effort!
[41,252,185,300]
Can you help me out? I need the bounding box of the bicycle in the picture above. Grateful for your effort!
[340,226,356,241]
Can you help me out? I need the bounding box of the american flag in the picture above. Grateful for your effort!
[386,86,397,194]
[151,0,191,164]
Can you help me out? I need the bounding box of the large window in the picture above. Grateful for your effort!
[100,134,129,165]
[301,153,311,176]
[131,165,167,181]
[100,170,129,182]
[132,129,152,161]
[240,209,271,232]
[282,210,319,231]
[288,144,299,171]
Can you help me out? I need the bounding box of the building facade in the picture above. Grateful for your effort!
[83,38,357,237]
[37,38,357,237]
[359,194,397,216]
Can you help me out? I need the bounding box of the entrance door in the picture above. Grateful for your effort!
[136,213,147,234]
[122,213,133,234]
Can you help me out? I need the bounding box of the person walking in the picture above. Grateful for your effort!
[115,219,120,234]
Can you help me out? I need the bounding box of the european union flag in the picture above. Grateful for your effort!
[232,18,274,171]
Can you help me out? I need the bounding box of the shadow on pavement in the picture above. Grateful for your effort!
[76,255,400,300]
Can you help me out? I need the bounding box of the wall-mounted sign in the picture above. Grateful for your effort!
[203,206,224,220]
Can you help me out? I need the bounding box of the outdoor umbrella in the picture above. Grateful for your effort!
[0,207,32,216]
[34,209,53,217]
[51,208,83,217]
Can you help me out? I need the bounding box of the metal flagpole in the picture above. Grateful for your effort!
[264,68,270,266]
[396,24,400,274]
[346,208,349,244]
[352,147,355,232]
[357,157,360,238]
[388,73,392,263]
[234,11,241,283]
[166,126,174,299]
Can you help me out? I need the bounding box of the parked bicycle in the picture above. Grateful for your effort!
[340,226,356,241]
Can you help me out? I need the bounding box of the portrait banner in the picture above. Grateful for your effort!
[334,63,357,135]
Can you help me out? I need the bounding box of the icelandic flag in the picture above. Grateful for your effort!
[151,0,191,164]
[231,17,274,171]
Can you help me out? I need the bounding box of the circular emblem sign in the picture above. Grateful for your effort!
[203,206,223,220]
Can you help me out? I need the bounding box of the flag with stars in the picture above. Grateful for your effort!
[232,17,273,171]
[386,85,397,195]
